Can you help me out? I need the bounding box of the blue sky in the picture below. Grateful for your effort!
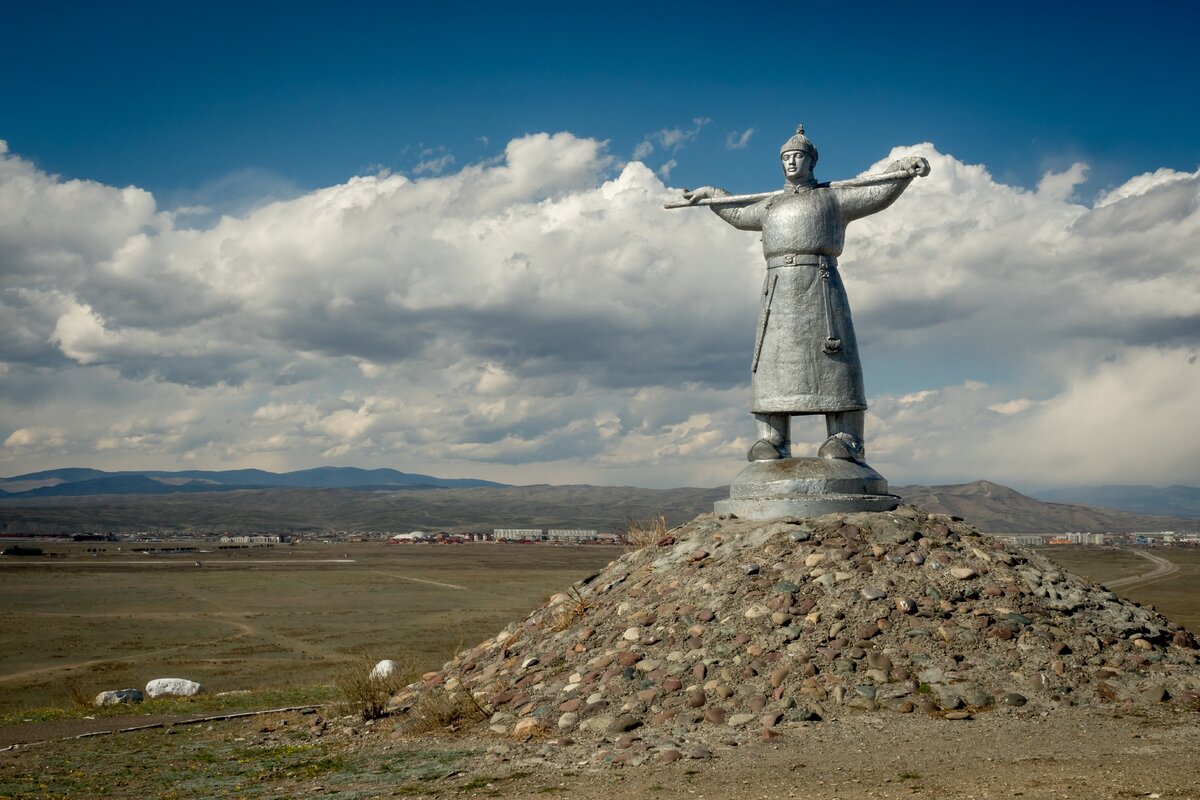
[1,1,1199,490]
[5,1,1198,203]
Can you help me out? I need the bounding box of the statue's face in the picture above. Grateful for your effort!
[781,150,813,182]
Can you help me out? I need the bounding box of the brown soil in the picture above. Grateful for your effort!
[471,706,1200,799]
[4,705,1197,799]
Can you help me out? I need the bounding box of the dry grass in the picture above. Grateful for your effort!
[550,586,590,631]
[62,678,94,709]
[333,655,413,720]
[624,512,669,551]
[400,688,491,735]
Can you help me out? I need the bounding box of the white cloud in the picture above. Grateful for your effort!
[725,128,754,150]
[1,136,1198,491]
[633,118,710,162]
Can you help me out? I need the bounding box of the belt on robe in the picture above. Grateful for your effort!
[766,253,837,268]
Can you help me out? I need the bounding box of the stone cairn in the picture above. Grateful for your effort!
[392,507,1200,765]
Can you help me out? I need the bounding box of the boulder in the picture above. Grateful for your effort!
[371,659,399,680]
[145,678,204,698]
[93,688,143,706]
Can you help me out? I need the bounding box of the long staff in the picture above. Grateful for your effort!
[663,168,922,209]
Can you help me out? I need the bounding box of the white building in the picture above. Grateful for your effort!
[493,528,542,541]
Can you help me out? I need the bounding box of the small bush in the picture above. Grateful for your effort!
[63,678,94,709]
[549,586,589,631]
[624,513,669,551]
[334,655,412,720]
[401,688,490,735]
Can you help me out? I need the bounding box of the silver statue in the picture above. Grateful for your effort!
[672,124,929,465]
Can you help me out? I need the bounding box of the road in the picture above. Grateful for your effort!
[1105,550,1180,589]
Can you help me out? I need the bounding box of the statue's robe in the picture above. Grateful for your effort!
[713,169,914,414]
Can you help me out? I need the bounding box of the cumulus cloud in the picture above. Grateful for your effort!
[0,135,1198,490]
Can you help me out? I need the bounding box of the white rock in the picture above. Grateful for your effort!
[370,659,399,680]
[145,678,204,698]
[94,688,143,706]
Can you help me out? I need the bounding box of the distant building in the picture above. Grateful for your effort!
[494,528,542,541]
[218,534,282,544]
[546,529,599,543]
[996,533,1048,546]
[389,531,434,543]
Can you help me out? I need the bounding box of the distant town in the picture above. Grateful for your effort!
[2,525,1197,557]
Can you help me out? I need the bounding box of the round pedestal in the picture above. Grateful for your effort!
[714,457,900,520]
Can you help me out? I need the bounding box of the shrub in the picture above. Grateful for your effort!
[624,513,669,551]
[334,655,412,720]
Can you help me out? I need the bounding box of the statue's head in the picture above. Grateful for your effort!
[780,124,818,182]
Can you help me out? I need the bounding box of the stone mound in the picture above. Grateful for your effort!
[393,507,1200,763]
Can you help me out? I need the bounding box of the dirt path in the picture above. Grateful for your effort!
[365,569,469,590]
[1106,550,1180,589]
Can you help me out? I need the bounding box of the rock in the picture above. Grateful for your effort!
[608,714,642,733]
[145,678,204,698]
[860,587,887,600]
[1142,686,1170,703]
[660,749,683,763]
[370,659,400,680]
[728,713,756,727]
[866,652,892,672]
[557,712,579,730]
[999,692,1028,707]
[512,718,544,738]
[94,688,143,706]
[950,567,977,580]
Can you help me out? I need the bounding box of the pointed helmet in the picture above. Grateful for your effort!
[779,124,818,164]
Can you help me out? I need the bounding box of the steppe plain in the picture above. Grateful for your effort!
[2,536,1199,799]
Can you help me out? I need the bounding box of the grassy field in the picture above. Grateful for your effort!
[0,541,622,714]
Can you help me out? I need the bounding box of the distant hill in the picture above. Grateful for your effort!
[893,480,1198,533]
[2,477,1197,536]
[0,484,727,534]
[0,466,504,498]
[1031,484,1200,519]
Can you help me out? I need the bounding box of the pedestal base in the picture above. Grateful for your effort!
[714,457,900,520]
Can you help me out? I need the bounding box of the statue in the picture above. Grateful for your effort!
[668,124,929,518]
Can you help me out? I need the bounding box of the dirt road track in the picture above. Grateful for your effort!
[1106,550,1180,589]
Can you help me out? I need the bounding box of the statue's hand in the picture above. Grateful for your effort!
[681,186,728,204]
[895,156,931,178]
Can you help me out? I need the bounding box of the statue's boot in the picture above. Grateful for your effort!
[748,439,788,461]
[748,412,790,462]
[818,432,866,464]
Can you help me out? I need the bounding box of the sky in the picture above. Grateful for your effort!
[1,1,1198,491]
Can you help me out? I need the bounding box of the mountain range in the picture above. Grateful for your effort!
[1,468,1197,535]
[1032,484,1200,519]
[0,467,503,497]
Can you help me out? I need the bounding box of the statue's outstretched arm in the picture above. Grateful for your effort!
[682,186,765,230]
[838,157,929,222]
